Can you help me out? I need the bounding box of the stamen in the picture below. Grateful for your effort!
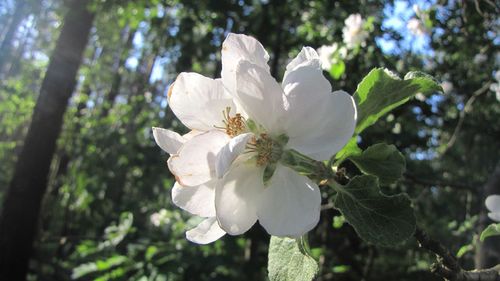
[246,134,283,166]
[221,107,246,137]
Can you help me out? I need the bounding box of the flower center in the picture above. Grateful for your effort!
[221,107,246,137]
[247,133,286,166]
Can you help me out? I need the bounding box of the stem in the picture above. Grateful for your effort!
[414,227,500,281]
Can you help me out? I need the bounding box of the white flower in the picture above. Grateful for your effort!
[150,209,170,227]
[317,45,336,71]
[150,213,161,227]
[485,195,500,222]
[441,81,453,94]
[473,53,487,65]
[153,128,226,244]
[317,43,347,71]
[407,18,427,36]
[154,34,356,242]
[413,4,423,18]
[342,14,369,49]
[415,92,426,101]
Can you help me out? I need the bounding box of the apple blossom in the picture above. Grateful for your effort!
[441,81,453,94]
[473,53,487,65]
[342,14,369,49]
[153,127,226,244]
[317,43,347,71]
[407,18,427,36]
[485,195,500,222]
[150,209,169,227]
[213,36,357,237]
[155,33,356,242]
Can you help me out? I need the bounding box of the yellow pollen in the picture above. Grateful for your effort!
[222,107,246,137]
[247,134,276,166]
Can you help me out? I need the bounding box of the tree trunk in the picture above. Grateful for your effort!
[0,1,26,77]
[0,1,94,280]
[100,27,136,118]
[475,161,500,269]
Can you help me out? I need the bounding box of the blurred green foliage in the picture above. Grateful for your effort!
[0,0,498,280]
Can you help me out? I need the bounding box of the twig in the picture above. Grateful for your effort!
[414,227,500,281]
[441,82,491,156]
[404,172,474,190]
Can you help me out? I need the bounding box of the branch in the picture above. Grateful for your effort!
[414,227,500,281]
[404,172,474,190]
[441,82,491,156]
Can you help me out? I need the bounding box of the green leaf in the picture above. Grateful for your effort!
[480,223,500,242]
[332,265,350,273]
[333,175,416,247]
[354,68,442,134]
[456,244,473,258]
[268,236,318,281]
[329,61,345,80]
[349,143,406,185]
[71,255,127,279]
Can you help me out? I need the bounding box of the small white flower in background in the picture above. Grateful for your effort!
[441,81,453,94]
[342,14,369,49]
[150,213,161,227]
[153,33,356,243]
[423,58,436,71]
[415,92,426,101]
[485,195,500,222]
[407,18,427,36]
[412,4,423,18]
[434,51,445,64]
[150,209,170,227]
[407,5,430,37]
[317,43,347,71]
[144,91,153,102]
[317,44,336,71]
[473,53,487,65]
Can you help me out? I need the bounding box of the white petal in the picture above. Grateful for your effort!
[488,212,500,222]
[152,127,185,154]
[221,33,270,93]
[169,72,236,131]
[257,164,321,237]
[186,217,226,244]
[171,181,216,217]
[216,133,254,178]
[282,63,356,160]
[234,60,286,133]
[168,130,230,186]
[182,130,202,140]
[284,47,320,79]
[215,159,264,235]
[486,195,500,213]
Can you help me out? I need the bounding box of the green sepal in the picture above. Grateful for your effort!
[263,162,277,186]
